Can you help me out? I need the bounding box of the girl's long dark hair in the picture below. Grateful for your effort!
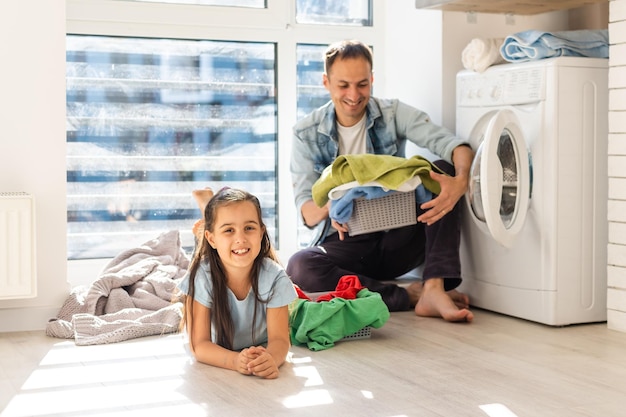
[182,187,278,350]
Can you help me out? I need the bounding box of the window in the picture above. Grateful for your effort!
[296,0,371,26]
[66,0,379,262]
[295,42,374,119]
[294,42,374,248]
[66,36,277,259]
[118,0,265,7]
[296,44,329,120]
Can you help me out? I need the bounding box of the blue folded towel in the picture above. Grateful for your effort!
[500,29,609,63]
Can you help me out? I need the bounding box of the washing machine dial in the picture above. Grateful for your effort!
[491,86,502,101]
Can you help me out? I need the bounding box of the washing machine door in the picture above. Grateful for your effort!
[467,109,531,248]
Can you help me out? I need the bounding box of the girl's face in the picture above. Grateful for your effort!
[205,200,263,276]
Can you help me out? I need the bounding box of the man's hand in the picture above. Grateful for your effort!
[331,219,349,240]
[417,170,468,225]
[417,145,473,226]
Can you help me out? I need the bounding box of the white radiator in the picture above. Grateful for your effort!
[0,192,37,299]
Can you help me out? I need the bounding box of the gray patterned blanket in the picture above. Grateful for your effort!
[46,230,189,345]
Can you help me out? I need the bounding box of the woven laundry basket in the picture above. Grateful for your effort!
[341,326,372,341]
[346,190,417,236]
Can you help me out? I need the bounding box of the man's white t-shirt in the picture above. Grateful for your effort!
[337,114,367,155]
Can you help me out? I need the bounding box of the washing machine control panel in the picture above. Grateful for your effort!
[457,66,545,107]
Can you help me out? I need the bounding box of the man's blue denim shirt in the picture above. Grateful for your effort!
[290,97,469,218]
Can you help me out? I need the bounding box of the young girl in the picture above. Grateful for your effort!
[178,187,297,379]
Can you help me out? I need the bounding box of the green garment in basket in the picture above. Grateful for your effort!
[289,288,390,351]
[312,154,445,207]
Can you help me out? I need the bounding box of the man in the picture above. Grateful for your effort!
[287,39,474,322]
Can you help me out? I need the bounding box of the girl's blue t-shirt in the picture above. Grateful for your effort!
[177,257,297,351]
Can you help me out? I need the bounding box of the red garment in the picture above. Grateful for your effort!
[294,284,312,301]
[316,275,364,302]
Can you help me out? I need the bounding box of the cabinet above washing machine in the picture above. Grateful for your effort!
[414,0,607,15]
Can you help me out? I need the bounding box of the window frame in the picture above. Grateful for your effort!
[66,0,386,282]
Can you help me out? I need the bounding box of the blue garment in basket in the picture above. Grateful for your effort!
[500,29,609,63]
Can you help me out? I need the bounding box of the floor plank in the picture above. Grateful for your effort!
[1,309,626,417]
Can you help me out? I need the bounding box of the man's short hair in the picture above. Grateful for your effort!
[324,39,373,75]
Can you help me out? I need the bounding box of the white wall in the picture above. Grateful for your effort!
[383,1,444,125]
[0,0,69,331]
[608,0,626,332]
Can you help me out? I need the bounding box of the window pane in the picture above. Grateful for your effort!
[296,0,371,26]
[66,35,277,259]
[295,43,377,248]
[115,0,265,8]
[295,44,328,248]
[296,42,373,119]
[296,44,329,121]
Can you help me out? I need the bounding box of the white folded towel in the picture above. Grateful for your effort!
[462,38,506,73]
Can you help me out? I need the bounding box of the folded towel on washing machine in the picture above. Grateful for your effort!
[500,29,609,62]
[462,38,507,72]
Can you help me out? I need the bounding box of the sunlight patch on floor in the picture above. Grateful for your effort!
[282,389,334,408]
[79,404,208,417]
[480,403,520,417]
[39,337,186,366]
[293,365,324,387]
[2,380,194,417]
[289,354,313,364]
[1,335,200,417]
[361,390,374,399]
[21,356,187,390]
[284,357,334,408]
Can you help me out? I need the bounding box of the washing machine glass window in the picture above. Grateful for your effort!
[467,109,531,248]
[497,129,518,227]
[468,129,519,226]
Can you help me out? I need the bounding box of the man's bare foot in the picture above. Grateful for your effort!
[406,281,470,310]
[447,289,470,310]
[414,278,473,322]
[406,281,422,307]
[193,187,214,211]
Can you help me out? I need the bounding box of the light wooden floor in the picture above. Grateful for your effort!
[2,308,626,417]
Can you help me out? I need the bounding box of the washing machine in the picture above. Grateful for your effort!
[455,56,608,326]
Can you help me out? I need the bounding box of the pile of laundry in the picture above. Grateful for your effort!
[289,275,391,351]
[312,153,442,226]
[461,29,609,73]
